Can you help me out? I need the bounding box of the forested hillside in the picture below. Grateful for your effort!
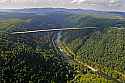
[1,9,125,31]
[0,20,75,83]
[1,8,125,83]
[16,13,125,30]
[60,28,125,82]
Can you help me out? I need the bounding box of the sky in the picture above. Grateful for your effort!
[0,0,125,12]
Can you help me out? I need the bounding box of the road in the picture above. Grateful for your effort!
[10,27,125,34]
[10,27,96,34]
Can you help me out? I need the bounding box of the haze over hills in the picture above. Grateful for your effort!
[1,8,125,16]
[0,8,125,31]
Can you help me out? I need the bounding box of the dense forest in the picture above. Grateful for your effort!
[60,28,125,83]
[0,8,125,83]
[0,20,75,83]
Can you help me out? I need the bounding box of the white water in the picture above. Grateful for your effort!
[56,31,62,45]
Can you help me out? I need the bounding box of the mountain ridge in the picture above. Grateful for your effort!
[0,8,125,15]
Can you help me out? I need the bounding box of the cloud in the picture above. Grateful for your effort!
[0,0,8,3]
[109,0,120,3]
[70,0,124,10]
[0,0,124,11]
[71,0,87,4]
[71,0,121,5]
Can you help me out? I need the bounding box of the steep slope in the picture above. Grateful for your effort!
[60,28,125,82]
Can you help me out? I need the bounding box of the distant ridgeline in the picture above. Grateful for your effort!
[0,9,125,30]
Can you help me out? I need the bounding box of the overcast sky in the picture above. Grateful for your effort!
[0,0,125,12]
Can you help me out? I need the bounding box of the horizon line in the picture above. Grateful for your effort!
[0,7,125,12]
